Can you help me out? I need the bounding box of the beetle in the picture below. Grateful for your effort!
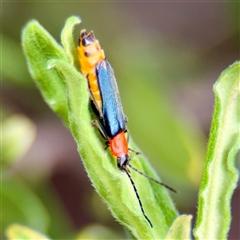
[78,30,176,228]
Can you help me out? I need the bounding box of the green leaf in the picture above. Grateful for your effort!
[22,20,69,124]
[49,58,178,239]
[22,16,178,239]
[5,224,50,240]
[60,16,81,67]
[165,215,192,240]
[194,61,240,239]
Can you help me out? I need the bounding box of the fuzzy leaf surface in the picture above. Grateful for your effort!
[22,16,178,239]
[194,61,240,239]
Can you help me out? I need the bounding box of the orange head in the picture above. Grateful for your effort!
[78,30,105,76]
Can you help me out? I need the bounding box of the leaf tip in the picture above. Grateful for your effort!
[66,15,82,25]
[22,19,40,35]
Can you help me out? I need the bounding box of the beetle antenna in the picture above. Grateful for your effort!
[124,169,153,228]
[128,163,177,193]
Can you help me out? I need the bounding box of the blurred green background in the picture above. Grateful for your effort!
[2,2,239,239]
